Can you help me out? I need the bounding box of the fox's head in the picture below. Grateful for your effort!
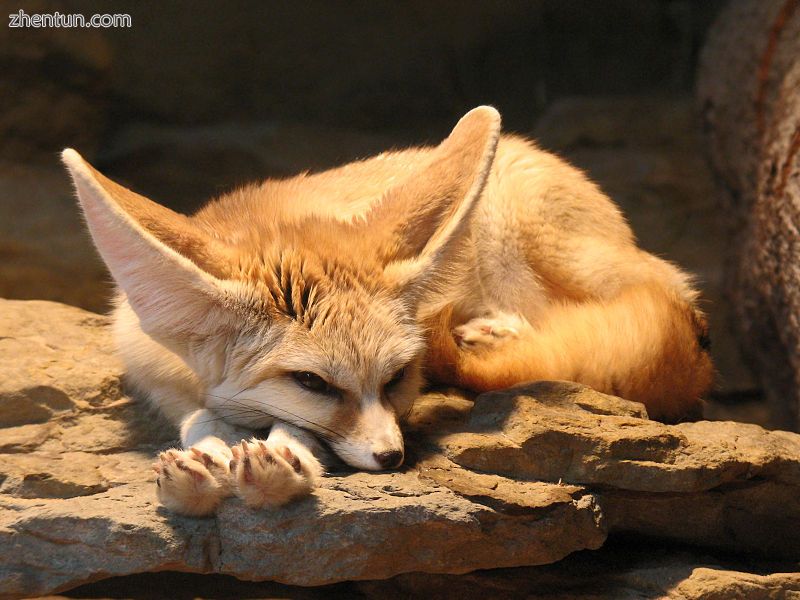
[62,107,501,471]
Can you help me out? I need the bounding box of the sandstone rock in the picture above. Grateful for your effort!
[0,299,605,598]
[0,163,111,313]
[360,544,800,600]
[2,299,800,599]
[698,0,800,429]
[47,543,800,600]
[671,568,800,600]
[0,300,121,426]
[434,382,800,557]
[0,475,605,596]
[439,382,800,493]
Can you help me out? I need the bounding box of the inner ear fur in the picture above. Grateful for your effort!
[370,106,502,304]
[64,150,233,278]
[62,149,240,338]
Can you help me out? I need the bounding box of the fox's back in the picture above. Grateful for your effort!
[189,134,649,320]
[193,135,630,236]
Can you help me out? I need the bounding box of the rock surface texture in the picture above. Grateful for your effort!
[698,0,800,430]
[2,299,800,598]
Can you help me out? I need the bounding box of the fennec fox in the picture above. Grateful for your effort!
[62,106,713,516]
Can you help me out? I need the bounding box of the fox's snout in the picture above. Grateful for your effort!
[333,440,405,472]
[329,397,406,472]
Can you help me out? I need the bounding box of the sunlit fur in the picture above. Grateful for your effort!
[62,106,713,515]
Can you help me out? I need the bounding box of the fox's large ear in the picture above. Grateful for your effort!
[61,149,241,340]
[370,106,501,309]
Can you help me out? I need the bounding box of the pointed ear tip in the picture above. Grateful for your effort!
[471,105,501,117]
[451,106,502,143]
[464,105,501,126]
[61,148,85,171]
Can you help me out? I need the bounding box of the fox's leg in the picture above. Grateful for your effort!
[153,409,250,516]
[229,422,324,510]
[154,414,324,514]
[426,283,714,423]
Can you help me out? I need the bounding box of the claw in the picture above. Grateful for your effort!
[280,446,302,473]
[190,447,215,468]
[242,454,253,483]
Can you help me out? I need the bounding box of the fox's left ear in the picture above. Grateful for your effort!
[61,149,242,346]
[369,106,501,310]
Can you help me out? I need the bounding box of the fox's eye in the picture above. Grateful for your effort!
[385,367,406,390]
[292,371,334,395]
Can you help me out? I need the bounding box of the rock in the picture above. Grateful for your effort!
[670,568,800,600]
[434,382,800,557]
[0,300,121,426]
[359,542,800,600]
[439,382,800,493]
[0,162,111,313]
[0,299,605,598]
[2,298,800,598]
[0,475,605,596]
[697,0,800,429]
[45,542,800,600]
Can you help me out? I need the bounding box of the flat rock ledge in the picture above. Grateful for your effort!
[1,299,799,598]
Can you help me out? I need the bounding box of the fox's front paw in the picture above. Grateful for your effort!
[153,448,231,516]
[453,313,524,350]
[230,439,321,509]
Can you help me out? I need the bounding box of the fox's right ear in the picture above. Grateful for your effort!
[367,106,501,310]
[61,149,242,341]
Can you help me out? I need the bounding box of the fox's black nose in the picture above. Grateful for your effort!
[373,450,403,470]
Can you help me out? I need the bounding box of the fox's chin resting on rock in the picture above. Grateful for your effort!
[62,105,712,515]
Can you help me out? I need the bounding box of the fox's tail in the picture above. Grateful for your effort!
[425,282,714,423]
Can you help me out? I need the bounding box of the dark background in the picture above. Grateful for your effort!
[5,1,724,166]
[4,1,765,423]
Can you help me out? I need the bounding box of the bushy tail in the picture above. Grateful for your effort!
[425,282,714,423]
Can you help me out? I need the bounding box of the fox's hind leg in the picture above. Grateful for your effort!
[452,311,528,349]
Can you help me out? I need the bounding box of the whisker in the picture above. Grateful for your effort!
[203,391,347,440]
[193,408,267,426]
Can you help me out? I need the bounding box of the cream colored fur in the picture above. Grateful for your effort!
[62,106,713,516]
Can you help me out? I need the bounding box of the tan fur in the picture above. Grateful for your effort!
[62,106,713,515]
